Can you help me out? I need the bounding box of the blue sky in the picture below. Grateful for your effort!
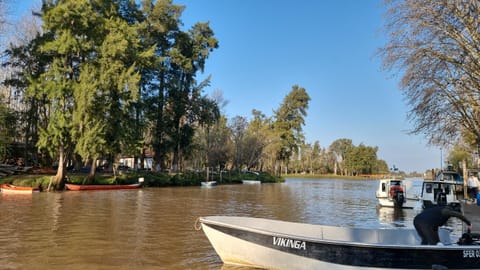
[178,0,440,173]
[11,0,441,173]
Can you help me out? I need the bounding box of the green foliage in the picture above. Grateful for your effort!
[0,100,17,158]
[0,174,51,190]
[170,172,202,186]
[376,159,389,174]
[344,144,379,175]
[1,0,406,180]
[447,143,472,171]
[328,138,353,175]
[273,85,310,165]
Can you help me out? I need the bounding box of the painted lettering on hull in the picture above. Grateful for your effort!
[273,236,306,250]
[463,249,480,258]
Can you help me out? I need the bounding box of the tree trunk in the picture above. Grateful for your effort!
[83,160,97,185]
[48,145,66,191]
[139,148,145,170]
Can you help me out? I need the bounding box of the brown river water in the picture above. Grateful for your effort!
[0,178,450,269]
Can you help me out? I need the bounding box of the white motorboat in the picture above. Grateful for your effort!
[198,215,479,269]
[242,180,261,184]
[201,181,217,187]
[376,178,420,208]
[420,179,464,208]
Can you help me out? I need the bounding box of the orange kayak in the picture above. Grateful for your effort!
[0,183,41,194]
[65,183,142,191]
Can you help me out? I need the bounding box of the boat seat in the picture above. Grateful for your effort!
[321,226,420,245]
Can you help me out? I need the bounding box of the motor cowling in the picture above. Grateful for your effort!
[392,190,405,207]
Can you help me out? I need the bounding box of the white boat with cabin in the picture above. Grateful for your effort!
[420,179,463,208]
[376,178,420,208]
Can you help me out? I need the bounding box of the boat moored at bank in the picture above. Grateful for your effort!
[420,179,464,208]
[0,183,40,194]
[65,182,142,191]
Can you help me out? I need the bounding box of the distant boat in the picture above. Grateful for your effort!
[436,170,463,183]
[0,183,40,194]
[201,181,217,187]
[375,178,419,208]
[65,183,142,191]
[242,180,261,184]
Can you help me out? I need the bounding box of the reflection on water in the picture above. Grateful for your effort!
[377,206,411,227]
[0,177,437,269]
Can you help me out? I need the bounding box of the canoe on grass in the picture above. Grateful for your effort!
[198,215,480,269]
[65,183,142,191]
[0,183,40,194]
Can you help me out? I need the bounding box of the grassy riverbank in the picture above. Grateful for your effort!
[0,170,284,190]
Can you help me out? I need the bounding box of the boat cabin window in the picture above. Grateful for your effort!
[381,183,386,192]
[425,183,432,193]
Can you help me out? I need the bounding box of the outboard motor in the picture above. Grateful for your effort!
[392,190,405,208]
[458,229,480,245]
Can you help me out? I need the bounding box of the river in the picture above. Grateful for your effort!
[0,177,459,269]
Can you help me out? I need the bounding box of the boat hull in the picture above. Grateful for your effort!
[201,181,217,187]
[0,184,40,194]
[200,216,480,269]
[377,197,419,209]
[242,180,261,184]
[65,183,141,191]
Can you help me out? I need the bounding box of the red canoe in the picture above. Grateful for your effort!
[65,183,142,191]
[1,183,41,194]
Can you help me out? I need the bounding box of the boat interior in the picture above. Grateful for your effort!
[203,216,425,246]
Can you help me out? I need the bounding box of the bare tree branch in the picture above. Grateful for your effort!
[379,0,480,148]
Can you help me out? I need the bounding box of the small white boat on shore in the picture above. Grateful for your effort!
[376,178,420,208]
[201,181,217,187]
[242,180,261,184]
[198,215,480,269]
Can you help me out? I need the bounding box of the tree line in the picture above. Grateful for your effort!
[0,0,389,190]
